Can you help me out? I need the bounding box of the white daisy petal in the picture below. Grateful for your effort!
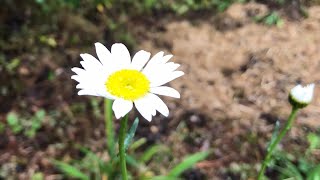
[134,96,153,121]
[130,50,151,70]
[148,93,169,117]
[111,43,131,69]
[161,54,173,63]
[150,71,185,87]
[96,85,116,99]
[150,86,180,98]
[163,62,180,72]
[78,89,98,96]
[71,75,81,82]
[95,42,112,66]
[71,67,86,75]
[80,53,102,70]
[143,51,164,73]
[112,99,133,119]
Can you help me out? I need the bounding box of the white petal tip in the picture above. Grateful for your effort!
[162,111,169,117]
[71,75,78,80]
[94,42,106,49]
[77,91,85,96]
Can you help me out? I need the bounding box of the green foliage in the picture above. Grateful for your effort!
[6,110,46,138]
[270,132,320,179]
[139,144,167,163]
[55,136,208,179]
[97,0,236,15]
[39,35,57,47]
[267,121,280,152]
[168,151,210,177]
[90,99,102,119]
[307,133,320,151]
[0,57,21,75]
[104,99,116,158]
[307,164,320,180]
[124,117,139,151]
[255,11,284,27]
[226,162,257,179]
[0,122,5,134]
[53,160,90,180]
[275,0,286,5]
[34,0,79,13]
[31,172,44,180]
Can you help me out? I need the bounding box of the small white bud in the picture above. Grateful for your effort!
[289,83,315,108]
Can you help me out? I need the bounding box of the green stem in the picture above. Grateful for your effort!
[119,115,129,180]
[105,99,115,158]
[257,107,299,180]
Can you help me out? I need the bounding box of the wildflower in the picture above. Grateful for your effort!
[71,42,184,121]
[289,83,315,108]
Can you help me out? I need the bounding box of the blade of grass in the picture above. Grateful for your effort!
[52,160,89,180]
[307,164,320,180]
[105,99,115,158]
[78,147,113,175]
[126,155,141,168]
[151,176,180,180]
[130,137,147,152]
[124,117,139,151]
[267,121,280,152]
[139,144,166,163]
[168,151,210,177]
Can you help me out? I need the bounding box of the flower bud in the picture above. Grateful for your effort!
[289,84,315,108]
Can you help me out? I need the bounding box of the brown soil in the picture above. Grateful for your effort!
[136,2,320,178]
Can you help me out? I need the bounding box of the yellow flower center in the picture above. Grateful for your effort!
[105,69,150,101]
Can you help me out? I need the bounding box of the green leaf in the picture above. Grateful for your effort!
[7,112,22,134]
[126,155,141,168]
[276,162,303,180]
[78,147,113,175]
[139,145,166,163]
[124,117,139,151]
[268,121,280,152]
[168,151,210,177]
[105,99,116,158]
[7,112,19,126]
[130,137,147,152]
[53,160,89,180]
[0,122,5,133]
[307,133,320,151]
[35,109,46,120]
[6,58,20,72]
[152,176,180,180]
[31,172,44,180]
[307,164,320,180]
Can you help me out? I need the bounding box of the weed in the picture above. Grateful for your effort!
[255,11,284,27]
[6,110,46,138]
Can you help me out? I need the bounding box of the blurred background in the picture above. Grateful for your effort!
[1,0,320,179]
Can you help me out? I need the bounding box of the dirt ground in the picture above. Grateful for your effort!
[1,2,320,179]
[136,2,320,178]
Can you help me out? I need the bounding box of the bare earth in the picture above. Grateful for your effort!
[137,2,320,178]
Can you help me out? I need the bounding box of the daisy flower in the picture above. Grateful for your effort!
[71,42,184,121]
[289,83,315,108]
